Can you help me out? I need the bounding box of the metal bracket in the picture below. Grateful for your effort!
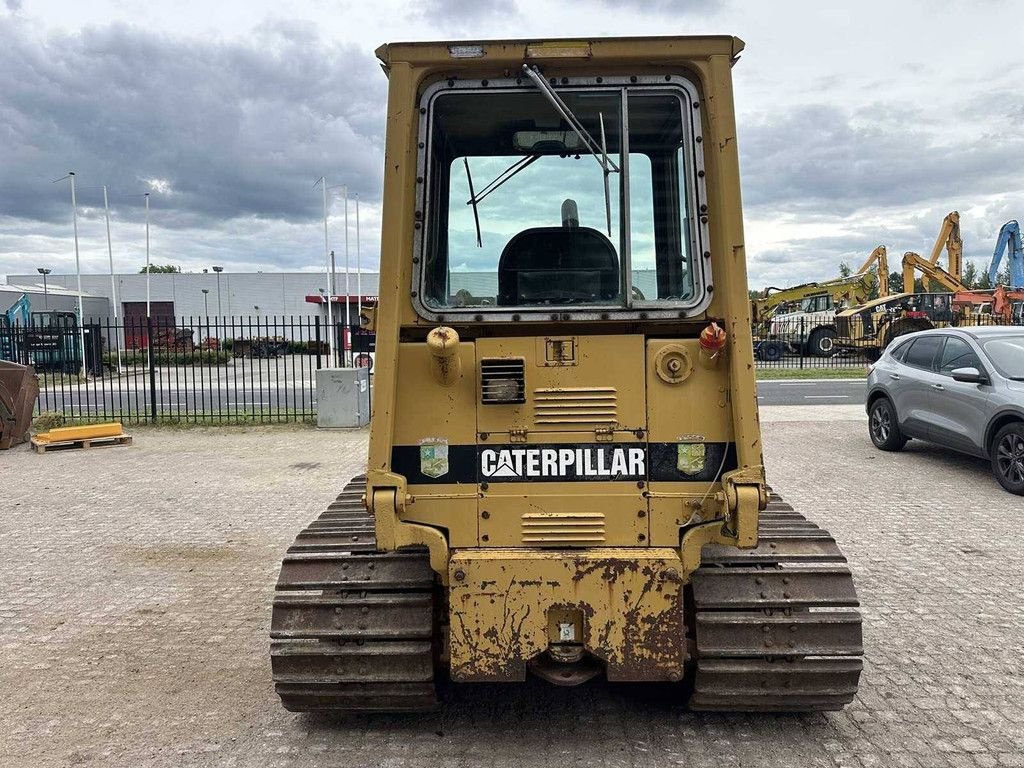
[510,427,528,443]
[594,426,615,442]
[372,487,451,584]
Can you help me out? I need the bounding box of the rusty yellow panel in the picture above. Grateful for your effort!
[476,335,645,435]
[479,482,648,547]
[449,548,684,683]
[645,339,733,547]
[392,342,477,445]
[401,488,477,548]
[645,339,731,443]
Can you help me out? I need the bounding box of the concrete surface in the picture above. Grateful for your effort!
[1,418,1022,768]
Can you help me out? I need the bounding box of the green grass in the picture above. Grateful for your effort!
[756,366,867,380]
[34,413,318,429]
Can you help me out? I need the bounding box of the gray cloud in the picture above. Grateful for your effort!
[415,0,517,23]
[739,102,1024,216]
[590,0,723,12]
[4,0,22,12]
[0,19,387,231]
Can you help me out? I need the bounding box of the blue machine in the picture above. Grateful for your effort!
[1,294,31,362]
[989,220,1024,289]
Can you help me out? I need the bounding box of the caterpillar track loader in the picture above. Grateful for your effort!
[271,36,863,713]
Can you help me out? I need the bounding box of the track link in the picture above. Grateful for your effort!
[270,475,438,713]
[688,494,863,711]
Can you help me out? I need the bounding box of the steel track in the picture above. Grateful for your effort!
[270,476,438,712]
[688,494,863,711]
[272,484,861,713]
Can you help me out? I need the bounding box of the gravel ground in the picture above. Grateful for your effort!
[1,415,1021,768]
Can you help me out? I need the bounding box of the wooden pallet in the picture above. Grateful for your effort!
[30,434,133,454]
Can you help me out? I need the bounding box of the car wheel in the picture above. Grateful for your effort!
[868,397,906,451]
[991,423,1024,495]
[807,328,837,357]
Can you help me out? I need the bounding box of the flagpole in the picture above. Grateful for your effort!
[68,172,88,378]
[343,186,351,368]
[319,177,336,367]
[355,193,362,333]
[103,185,122,372]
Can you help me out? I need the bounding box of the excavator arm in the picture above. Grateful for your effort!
[989,220,1024,290]
[855,245,890,299]
[752,271,874,323]
[902,251,967,294]
[927,211,962,274]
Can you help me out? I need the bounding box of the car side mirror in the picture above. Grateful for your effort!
[951,367,988,384]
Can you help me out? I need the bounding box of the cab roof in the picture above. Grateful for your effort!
[375,35,744,69]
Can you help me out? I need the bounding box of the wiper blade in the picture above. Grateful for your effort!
[463,158,483,248]
[466,154,541,208]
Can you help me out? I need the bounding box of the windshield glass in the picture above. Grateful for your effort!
[419,81,701,314]
[981,335,1024,379]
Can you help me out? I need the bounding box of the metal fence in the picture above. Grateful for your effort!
[753,313,1017,369]
[0,315,371,424]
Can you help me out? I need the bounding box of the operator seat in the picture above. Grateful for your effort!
[497,199,619,305]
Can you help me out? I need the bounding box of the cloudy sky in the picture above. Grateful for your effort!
[1,0,1022,290]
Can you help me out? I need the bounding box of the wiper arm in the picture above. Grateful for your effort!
[522,64,619,235]
[463,158,483,248]
[466,154,541,207]
[521,65,620,175]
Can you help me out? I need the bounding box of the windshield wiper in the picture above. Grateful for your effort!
[521,64,620,235]
[463,158,483,248]
[465,154,542,209]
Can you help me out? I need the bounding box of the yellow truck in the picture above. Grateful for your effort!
[270,36,862,713]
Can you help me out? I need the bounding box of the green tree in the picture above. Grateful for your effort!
[977,271,993,290]
[961,261,978,289]
[838,261,852,278]
[140,264,181,273]
[888,271,904,295]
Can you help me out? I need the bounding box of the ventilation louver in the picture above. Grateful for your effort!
[480,358,526,404]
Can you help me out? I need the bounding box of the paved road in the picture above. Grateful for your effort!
[3,419,1022,767]
[35,385,320,416]
[757,378,866,406]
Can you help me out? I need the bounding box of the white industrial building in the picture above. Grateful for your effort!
[1,281,110,320]
[4,271,381,323]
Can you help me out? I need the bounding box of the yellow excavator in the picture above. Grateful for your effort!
[836,212,967,356]
[754,245,888,359]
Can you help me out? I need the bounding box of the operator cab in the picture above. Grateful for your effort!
[414,69,711,321]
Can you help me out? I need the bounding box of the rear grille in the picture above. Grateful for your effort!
[521,512,606,546]
[533,387,617,425]
[480,358,525,404]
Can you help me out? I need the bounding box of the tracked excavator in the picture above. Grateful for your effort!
[754,245,888,359]
[270,36,863,713]
[836,211,969,356]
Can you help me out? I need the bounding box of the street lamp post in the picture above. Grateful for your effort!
[211,265,224,318]
[36,268,51,310]
[201,289,209,316]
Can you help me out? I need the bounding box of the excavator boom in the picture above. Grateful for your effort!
[989,220,1024,289]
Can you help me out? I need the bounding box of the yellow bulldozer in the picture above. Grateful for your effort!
[270,36,862,713]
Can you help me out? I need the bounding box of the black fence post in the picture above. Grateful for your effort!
[147,316,157,423]
[315,317,322,371]
[799,318,805,370]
